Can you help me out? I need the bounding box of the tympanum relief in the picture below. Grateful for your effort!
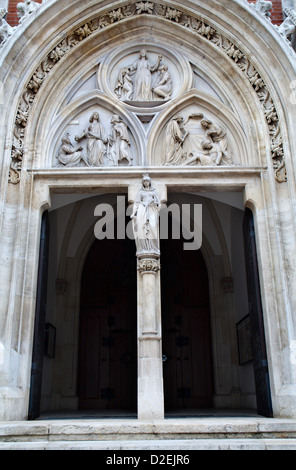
[164,113,232,166]
[57,112,133,167]
[114,49,172,103]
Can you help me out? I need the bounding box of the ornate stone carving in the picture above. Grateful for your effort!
[58,113,133,167]
[57,133,89,167]
[0,9,16,46]
[75,112,108,167]
[109,115,133,166]
[137,258,161,274]
[152,64,172,100]
[253,0,272,20]
[278,8,296,43]
[114,49,171,102]
[164,114,232,166]
[17,0,39,24]
[131,174,161,256]
[9,2,287,183]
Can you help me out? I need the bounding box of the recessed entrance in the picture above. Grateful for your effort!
[78,236,137,412]
[161,235,214,412]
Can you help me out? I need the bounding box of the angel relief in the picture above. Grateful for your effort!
[163,113,233,166]
[114,49,172,102]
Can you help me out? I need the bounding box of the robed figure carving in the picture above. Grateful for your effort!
[131,175,161,256]
[115,50,164,102]
[75,112,107,166]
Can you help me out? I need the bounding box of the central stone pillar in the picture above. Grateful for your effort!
[129,175,166,420]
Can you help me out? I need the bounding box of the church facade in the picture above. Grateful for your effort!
[0,0,296,423]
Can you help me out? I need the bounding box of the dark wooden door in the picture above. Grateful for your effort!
[161,237,214,411]
[28,211,50,420]
[243,208,273,417]
[78,238,137,411]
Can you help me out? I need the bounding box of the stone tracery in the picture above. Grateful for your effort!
[8,1,287,183]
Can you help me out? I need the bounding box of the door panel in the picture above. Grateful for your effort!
[243,208,273,417]
[78,238,137,411]
[161,237,214,411]
[28,211,50,420]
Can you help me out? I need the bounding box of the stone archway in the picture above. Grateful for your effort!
[1,0,296,421]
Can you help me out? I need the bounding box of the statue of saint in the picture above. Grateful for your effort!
[75,112,107,166]
[131,174,161,255]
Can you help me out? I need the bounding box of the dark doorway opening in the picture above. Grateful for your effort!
[161,234,214,412]
[243,208,273,417]
[78,236,137,413]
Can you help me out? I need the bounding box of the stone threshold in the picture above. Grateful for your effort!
[1,438,296,450]
[1,417,296,444]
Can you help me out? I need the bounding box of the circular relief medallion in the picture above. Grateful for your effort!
[98,43,193,108]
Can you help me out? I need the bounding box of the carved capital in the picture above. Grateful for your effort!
[137,258,161,274]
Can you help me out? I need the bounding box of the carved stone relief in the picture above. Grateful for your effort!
[0,9,16,46]
[57,133,88,167]
[8,2,287,183]
[278,8,296,42]
[17,0,40,24]
[101,43,187,107]
[114,49,172,103]
[163,113,232,167]
[253,0,273,20]
[56,112,134,167]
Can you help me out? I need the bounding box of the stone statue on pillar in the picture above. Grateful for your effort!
[130,174,164,419]
[131,174,161,257]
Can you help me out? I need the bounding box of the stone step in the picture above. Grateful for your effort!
[1,438,296,450]
[1,418,296,450]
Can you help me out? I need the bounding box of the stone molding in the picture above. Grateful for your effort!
[8,1,288,184]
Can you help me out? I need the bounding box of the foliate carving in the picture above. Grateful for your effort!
[114,50,172,102]
[9,2,286,183]
[164,114,232,167]
[136,2,154,14]
[137,258,161,274]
